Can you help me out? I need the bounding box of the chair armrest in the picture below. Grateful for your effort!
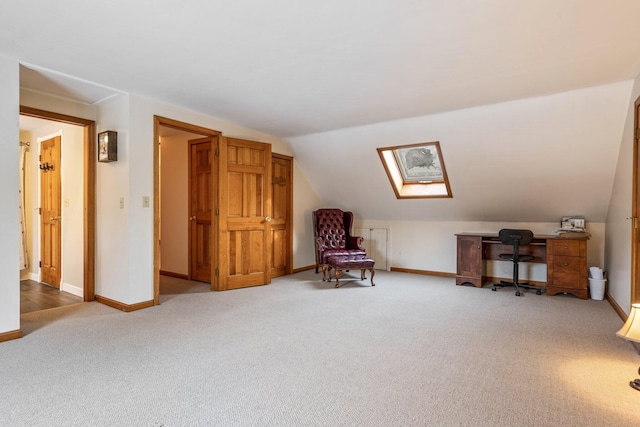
[347,236,364,250]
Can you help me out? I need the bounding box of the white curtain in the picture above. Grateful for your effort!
[19,144,28,270]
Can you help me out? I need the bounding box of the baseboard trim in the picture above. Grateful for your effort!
[390,267,456,278]
[159,270,189,280]
[293,265,315,273]
[0,329,22,343]
[484,276,547,288]
[95,295,155,312]
[61,282,83,298]
[606,292,627,321]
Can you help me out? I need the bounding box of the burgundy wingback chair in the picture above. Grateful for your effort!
[312,208,366,273]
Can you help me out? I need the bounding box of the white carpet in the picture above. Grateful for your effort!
[1,270,639,426]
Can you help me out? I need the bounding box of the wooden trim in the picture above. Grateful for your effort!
[154,116,221,137]
[390,267,456,278]
[633,96,640,306]
[84,123,96,301]
[20,106,96,302]
[0,329,22,343]
[95,295,154,312]
[20,106,94,126]
[607,292,628,322]
[485,276,546,288]
[293,265,316,273]
[153,116,160,305]
[159,270,189,280]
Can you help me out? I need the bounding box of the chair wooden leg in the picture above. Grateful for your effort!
[335,269,343,288]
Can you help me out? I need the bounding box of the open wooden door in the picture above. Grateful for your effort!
[271,154,293,278]
[217,137,272,290]
[188,137,214,283]
[40,135,62,288]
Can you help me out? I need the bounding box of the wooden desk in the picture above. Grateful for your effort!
[455,232,589,299]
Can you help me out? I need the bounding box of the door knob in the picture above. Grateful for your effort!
[190,216,196,221]
[265,216,272,222]
[50,216,61,221]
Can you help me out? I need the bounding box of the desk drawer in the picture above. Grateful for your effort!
[550,256,585,288]
[549,239,581,257]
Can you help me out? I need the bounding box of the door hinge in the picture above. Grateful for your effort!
[38,207,41,215]
[215,208,219,216]
[215,147,219,156]
[39,261,41,268]
[215,268,219,277]
[636,128,640,140]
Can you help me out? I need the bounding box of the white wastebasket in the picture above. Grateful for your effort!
[588,278,606,300]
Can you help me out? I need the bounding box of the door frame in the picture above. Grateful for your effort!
[20,106,96,301]
[153,116,220,304]
[632,97,640,306]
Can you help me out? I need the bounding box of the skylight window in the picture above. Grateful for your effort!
[377,141,452,199]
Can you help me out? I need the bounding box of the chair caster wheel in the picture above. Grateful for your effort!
[515,291,521,296]
[492,287,497,292]
[536,290,542,295]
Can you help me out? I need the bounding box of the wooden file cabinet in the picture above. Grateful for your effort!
[546,238,588,299]
[455,235,484,287]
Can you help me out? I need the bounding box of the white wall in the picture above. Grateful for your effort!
[289,82,631,224]
[159,133,189,275]
[95,94,131,303]
[605,76,640,315]
[0,55,20,334]
[354,218,604,283]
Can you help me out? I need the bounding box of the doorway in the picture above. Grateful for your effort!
[19,106,96,308]
[154,116,221,304]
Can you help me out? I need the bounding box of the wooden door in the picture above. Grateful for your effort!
[270,154,292,278]
[218,137,272,290]
[189,137,214,283]
[40,136,62,288]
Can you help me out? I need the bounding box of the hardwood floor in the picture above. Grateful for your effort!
[20,280,83,314]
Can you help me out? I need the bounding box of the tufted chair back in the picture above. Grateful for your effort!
[312,208,365,273]
[315,209,348,251]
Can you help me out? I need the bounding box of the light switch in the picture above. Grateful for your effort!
[142,196,150,208]
[120,197,124,209]
[64,199,69,207]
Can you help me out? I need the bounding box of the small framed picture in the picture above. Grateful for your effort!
[98,131,117,162]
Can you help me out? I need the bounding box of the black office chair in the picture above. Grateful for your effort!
[492,229,542,296]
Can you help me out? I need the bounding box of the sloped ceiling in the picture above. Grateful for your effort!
[4,1,640,223]
[3,1,640,137]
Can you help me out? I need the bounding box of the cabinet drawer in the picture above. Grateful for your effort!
[551,256,585,288]
[549,240,581,257]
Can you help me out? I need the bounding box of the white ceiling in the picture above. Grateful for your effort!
[4,1,640,138]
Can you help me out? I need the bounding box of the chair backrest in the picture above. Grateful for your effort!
[312,209,352,251]
[498,229,534,249]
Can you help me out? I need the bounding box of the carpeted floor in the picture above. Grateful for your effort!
[2,270,639,426]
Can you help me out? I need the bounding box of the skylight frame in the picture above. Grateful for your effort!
[377,141,453,199]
